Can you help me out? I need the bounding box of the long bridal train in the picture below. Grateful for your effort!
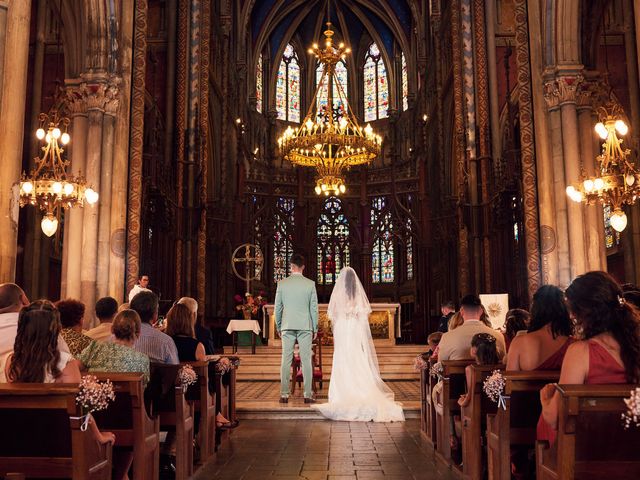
[312,267,405,422]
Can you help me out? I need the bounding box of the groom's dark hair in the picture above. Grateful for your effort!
[290,253,306,268]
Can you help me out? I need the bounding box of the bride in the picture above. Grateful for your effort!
[312,267,405,422]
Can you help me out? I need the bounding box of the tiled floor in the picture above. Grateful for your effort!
[193,419,456,480]
[237,380,420,402]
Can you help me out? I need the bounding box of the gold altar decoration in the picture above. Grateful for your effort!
[19,111,99,236]
[277,18,381,196]
[566,102,639,232]
[231,243,264,294]
[263,303,400,346]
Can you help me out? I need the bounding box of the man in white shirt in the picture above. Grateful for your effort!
[128,274,151,302]
[437,294,506,361]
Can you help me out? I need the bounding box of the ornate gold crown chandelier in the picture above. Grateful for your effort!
[19,111,98,237]
[566,102,639,232]
[277,20,382,196]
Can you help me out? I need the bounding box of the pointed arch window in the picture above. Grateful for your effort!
[276,44,300,123]
[401,52,408,111]
[256,53,263,113]
[316,59,348,120]
[364,43,389,122]
[371,197,394,283]
[317,197,351,285]
[273,197,296,282]
[406,218,414,280]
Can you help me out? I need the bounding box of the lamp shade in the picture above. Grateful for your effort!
[41,215,58,237]
[610,210,628,232]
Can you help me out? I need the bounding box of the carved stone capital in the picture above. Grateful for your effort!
[543,79,560,110]
[555,74,584,105]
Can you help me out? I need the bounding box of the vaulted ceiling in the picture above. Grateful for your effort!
[243,0,419,65]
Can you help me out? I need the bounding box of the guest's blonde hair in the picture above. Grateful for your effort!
[112,309,141,341]
[448,312,463,330]
[118,302,130,313]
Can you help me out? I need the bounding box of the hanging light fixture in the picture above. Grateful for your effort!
[277,2,382,196]
[565,102,639,232]
[19,111,98,236]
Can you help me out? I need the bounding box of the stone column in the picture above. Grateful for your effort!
[96,80,120,299]
[0,0,32,283]
[108,0,135,303]
[61,84,88,298]
[634,0,640,92]
[81,79,107,327]
[0,0,9,104]
[577,80,606,272]
[557,73,588,279]
[22,0,47,298]
[544,78,571,287]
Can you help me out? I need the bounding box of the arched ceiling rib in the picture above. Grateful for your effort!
[247,0,416,68]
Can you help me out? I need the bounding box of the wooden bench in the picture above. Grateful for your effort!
[486,370,559,480]
[420,358,439,448]
[92,372,160,480]
[0,383,112,479]
[433,360,474,465]
[460,364,503,479]
[536,384,640,480]
[146,364,195,480]
[185,361,216,465]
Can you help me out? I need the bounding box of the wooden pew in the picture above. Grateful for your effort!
[536,384,640,480]
[460,364,503,480]
[420,359,439,447]
[486,371,559,480]
[185,361,216,465]
[211,358,239,449]
[0,384,112,479]
[433,360,473,466]
[92,372,160,480]
[146,364,195,480]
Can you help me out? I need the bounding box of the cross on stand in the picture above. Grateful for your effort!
[231,243,264,294]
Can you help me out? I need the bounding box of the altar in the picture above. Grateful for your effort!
[262,303,400,346]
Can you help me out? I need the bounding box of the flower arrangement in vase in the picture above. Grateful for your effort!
[234,292,267,319]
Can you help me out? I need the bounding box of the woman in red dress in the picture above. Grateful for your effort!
[538,271,640,444]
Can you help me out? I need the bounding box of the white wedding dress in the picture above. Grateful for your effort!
[312,267,405,422]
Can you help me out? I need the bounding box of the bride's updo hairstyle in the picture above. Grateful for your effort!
[565,271,640,383]
[344,268,357,300]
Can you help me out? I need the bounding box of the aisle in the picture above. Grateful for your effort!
[193,419,456,480]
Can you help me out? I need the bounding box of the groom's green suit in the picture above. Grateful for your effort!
[275,272,319,399]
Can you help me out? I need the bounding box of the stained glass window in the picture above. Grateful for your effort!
[364,43,389,122]
[317,197,350,285]
[273,197,295,282]
[401,52,408,111]
[256,53,263,113]
[276,44,300,123]
[316,60,348,121]
[371,197,394,283]
[603,204,621,249]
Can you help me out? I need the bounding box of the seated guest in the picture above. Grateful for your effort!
[78,309,150,385]
[438,294,506,361]
[5,300,80,383]
[178,296,215,355]
[503,308,530,351]
[5,300,115,448]
[507,286,573,371]
[0,283,30,380]
[118,302,130,312]
[166,303,206,362]
[479,305,493,327]
[539,271,640,445]
[448,311,464,331]
[426,332,443,358]
[56,298,94,357]
[438,300,456,333]
[131,291,179,364]
[86,296,118,342]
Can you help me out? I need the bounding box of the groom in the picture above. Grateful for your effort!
[275,253,319,403]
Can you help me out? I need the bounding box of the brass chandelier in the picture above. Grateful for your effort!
[277,20,382,196]
[566,102,639,232]
[19,111,98,237]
